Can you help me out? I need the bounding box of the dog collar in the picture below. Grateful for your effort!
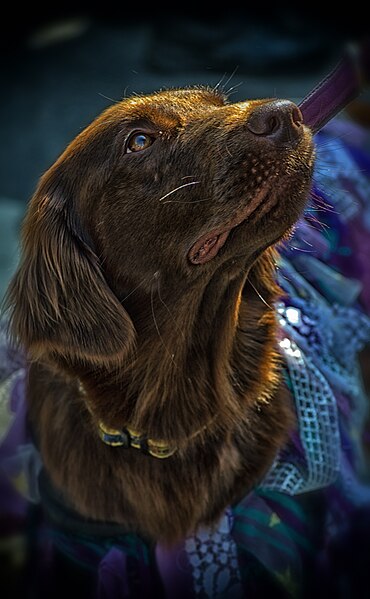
[78,382,177,458]
[78,381,211,459]
[98,422,177,459]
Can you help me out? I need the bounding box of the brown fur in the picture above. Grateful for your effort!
[5,88,314,542]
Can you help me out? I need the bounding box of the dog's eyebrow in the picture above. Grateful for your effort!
[117,88,226,131]
[119,102,182,132]
[121,116,164,132]
[132,111,181,134]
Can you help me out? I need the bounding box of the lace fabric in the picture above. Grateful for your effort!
[185,510,243,599]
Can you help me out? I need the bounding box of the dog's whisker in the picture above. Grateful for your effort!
[308,193,337,214]
[307,203,337,215]
[156,276,187,344]
[158,181,200,202]
[225,81,244,97]
[315,128,355,148]
[213,73,227,91]
[316,143,349,155]
[310,191,335,212]
[289,245,315,253]
[298,220,325,234]
[162,198,209,205]
[246,276,274,310]
[316,158,367,177]
[98,92,119,104]
[120,274,152,303]
[150,273,178,367]
[307,199,334,218]
[224,144,233,158]
[221,66,239,96]
[305,214,329,231]
[309,189,335,204]
[300,238,314,248]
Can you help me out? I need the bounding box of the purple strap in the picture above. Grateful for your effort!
[299,44,369,133]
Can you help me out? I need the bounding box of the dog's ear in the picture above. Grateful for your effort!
[4,164,136,366]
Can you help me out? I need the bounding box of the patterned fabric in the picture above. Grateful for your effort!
[0,329,40,518]
[184,510,243,598]
[1,118,370,597]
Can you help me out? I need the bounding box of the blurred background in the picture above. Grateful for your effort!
[0,7,368,299]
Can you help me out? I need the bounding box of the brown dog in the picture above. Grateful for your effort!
[5,88,314,543]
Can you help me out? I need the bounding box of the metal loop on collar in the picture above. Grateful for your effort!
[98,422,177,459]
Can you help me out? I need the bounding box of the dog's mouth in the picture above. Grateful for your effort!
[188,188,269,265]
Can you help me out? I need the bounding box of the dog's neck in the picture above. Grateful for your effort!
[73,251,283,445]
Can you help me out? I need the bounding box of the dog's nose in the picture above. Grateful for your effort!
[246,100,303,144]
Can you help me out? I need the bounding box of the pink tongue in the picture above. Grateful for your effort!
[194,237,218,260]
[189,231,230,264]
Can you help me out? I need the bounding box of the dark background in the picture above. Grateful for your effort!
[0,8,368,296]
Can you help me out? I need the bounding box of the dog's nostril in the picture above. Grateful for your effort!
[266,116,280,135]
[247,100,303,143]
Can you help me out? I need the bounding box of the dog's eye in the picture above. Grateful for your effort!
[126,132,154,153]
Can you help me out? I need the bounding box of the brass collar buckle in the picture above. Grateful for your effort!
[98,422,177,459]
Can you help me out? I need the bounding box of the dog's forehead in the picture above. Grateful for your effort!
[117,87,227,128]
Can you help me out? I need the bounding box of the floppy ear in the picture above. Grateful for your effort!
[4,167,136,366]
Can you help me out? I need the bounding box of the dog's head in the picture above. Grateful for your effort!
[6,87,314,366]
